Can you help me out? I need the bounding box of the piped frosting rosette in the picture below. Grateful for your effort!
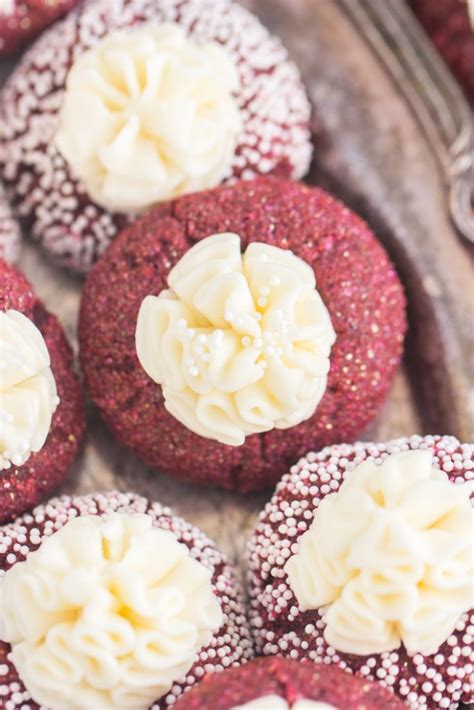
[247,435,474,709]
[0,491,253,709]
[0,309,59,470]
[136,233,336,446]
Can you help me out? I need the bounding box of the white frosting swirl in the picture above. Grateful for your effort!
[55,23,242,213]
[233,697,336,710]
[0,513,223,710]
[0,309,59,470]
[136,233,335,446]
[285,450,474,656]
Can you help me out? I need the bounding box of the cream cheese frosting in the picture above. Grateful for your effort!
[136,233,336,446]
[285,449,474,657]
[233,697,336,710]
[0,513,224,710]
[55,23,242,213]
[0,309,59,470]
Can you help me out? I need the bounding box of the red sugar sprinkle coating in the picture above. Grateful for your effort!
[173,656,407,709]
[0,0,312,273]
[409,0,474,103]
[246,434,474,710]
[0,490,254,709]
[0,259,85,523]
[79,177,407,493]
[0,0,79,57]
[0,183,21,264]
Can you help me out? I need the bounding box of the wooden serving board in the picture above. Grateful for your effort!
[0,5,473,705]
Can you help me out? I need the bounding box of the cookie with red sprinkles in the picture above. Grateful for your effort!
[247,434,474,709]
[0,0,312,273]
[173,656,407,709]
[0,258,85,523]
[0,183,21,263]
[0,0,79,57]
[0,490,254,709]
[79,176,406,493]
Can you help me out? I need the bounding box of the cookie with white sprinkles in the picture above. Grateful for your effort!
[0,490,254,709]
[0,183,21,263]
[247,435,474,709]
[0,0,312,272]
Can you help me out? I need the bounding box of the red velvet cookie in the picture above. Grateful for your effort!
[0,0,312,273]
[0,490,254,709]
[247,435,474,709]
[0,258,85,522]
[79,177,406,493]
[173,656,407,709]
[0,0,79,56]
[0,183,21,263]
[409,0,474,103]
